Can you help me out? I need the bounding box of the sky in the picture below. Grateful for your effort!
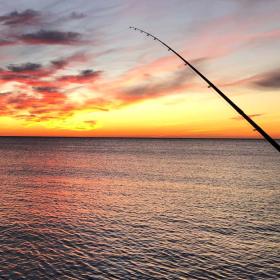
[0,0,279,138]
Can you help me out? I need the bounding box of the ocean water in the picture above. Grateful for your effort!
[0,137,279,279]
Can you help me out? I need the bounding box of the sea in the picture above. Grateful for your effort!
[0,137,279,279]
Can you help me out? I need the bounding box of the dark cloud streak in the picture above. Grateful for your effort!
[33,86,60,93]
[7,63,42,72]
[20,30,82,45]
[69,12,86,20]
[0,9,41,25]
[253,69,280,89]
[59,69,102,83]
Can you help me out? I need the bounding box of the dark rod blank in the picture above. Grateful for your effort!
[129,26,280,152]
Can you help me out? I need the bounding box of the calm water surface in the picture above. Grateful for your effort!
[0,138,279,279]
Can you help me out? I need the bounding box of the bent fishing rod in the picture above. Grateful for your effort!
[129,26,280,152]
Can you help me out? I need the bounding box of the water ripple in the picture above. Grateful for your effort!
[0,138,279,279]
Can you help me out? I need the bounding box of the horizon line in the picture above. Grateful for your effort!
[0,136,279,140]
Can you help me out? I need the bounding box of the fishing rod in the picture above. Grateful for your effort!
[129,26,280,152]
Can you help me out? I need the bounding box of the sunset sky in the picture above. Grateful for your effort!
[0,0,279,138]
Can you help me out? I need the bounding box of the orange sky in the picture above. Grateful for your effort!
[0,0,279,138]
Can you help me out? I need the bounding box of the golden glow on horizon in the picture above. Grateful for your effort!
[1,88,279,138]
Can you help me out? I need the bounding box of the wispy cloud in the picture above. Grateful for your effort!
[231,113,264,121]
[114,67,195,105]
[221,68,280,90]
[0,39,16,46]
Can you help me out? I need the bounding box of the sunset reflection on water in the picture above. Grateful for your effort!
[0,138,279,279]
